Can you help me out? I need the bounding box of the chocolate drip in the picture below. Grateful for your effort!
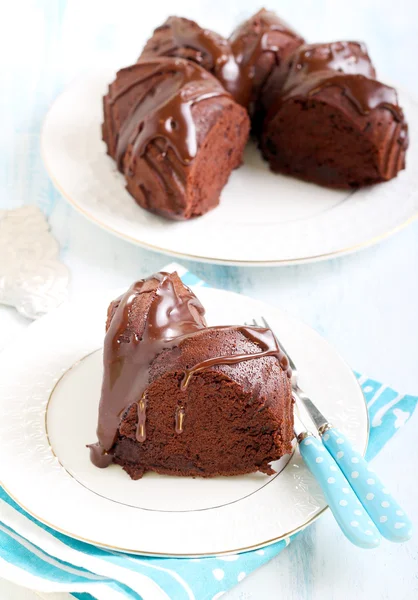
[136,395,148,442]
[139,12,302,110]
[175,406,185,434]
[114,59,229,171]
[230,9,303,107]
[145,17,240,100]
[284,73,405,122]
[90,272,292,467]
[93,272,206,459]
[272,43,403,124]
[181,326,291,389]
[89,442,113,468]
[283,42,376,84]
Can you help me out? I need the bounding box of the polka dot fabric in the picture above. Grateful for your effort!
[322,427,412,542]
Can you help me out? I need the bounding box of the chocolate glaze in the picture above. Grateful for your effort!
[139,12,303,110]
[283,73,405,122]
[284,42,376,84]
[230,8,304,108]
[263,41,405,134]
[113,58,230,171]
[89,272,206,466]
[141,17,240,102]
[90,272,291,468]
[181,326,291,389]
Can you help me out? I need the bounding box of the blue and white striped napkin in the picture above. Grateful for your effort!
[0,263,416,600]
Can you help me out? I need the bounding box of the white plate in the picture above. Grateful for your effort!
[0,286,368,556]
[41,68,418,265]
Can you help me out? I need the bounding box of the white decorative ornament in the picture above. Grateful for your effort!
[0,206,69,319]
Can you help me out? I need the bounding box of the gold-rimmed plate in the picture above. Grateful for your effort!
[41,69,418,266]
[0,286,368,556]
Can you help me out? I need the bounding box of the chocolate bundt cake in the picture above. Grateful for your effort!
[230,8,304,115]
[139,16,241,103]
[102,11,409,217]
[102,57,249,219]
[260,42,408,187]
[89,272,294,479]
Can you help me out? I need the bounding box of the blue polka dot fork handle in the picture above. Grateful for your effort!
[294,414,380,548]
[255,316,412,544]
[297,389,412,543]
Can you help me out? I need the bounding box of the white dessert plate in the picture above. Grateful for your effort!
[0,286,368,556]
[41,68,418,265]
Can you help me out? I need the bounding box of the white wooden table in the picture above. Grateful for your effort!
[2,1,418,598]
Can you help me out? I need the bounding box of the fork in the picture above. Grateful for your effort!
[248,317,412,545]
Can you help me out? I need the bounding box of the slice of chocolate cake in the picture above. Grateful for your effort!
[89,272,294,479]
[230,8,304,115]
[139,16,241,103]
[260,42,408,188]
[102,57,250,219]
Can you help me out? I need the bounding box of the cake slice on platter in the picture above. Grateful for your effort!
[102,57,250,220]
[139,16,241,103]
[230,8,305,116]
[260,42,408,188]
